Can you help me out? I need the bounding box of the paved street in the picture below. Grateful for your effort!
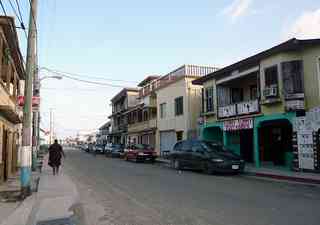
[62,148,320,225]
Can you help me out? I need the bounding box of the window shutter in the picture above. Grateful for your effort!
[282,60,303,95]
[201,88,204,113]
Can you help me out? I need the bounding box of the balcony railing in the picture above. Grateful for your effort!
[218,99,260,118]
[237,99,259,115]
[128,118,157,133]
[218,104,237,118]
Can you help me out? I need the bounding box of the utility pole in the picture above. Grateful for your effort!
[32,50,39,171]
[21,0,38,198]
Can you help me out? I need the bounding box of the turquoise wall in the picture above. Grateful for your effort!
[224,131,241,155]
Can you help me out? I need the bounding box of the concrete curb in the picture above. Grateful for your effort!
[244,171,320,185]
[156,159,320,185]
[0,195,37,225]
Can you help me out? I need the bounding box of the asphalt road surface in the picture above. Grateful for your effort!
[62,148,320,225]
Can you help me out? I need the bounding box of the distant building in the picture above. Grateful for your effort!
[109,88,139,144]
[96,121,111,145]
[126,76,160,148]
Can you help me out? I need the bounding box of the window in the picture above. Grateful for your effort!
[137,110,143,122]
[181,141,191,152]
[176,131,183,141]
[173,142,182,151]
[205,86,214,112]
[282,60,304,95]
[175,96,183,116]
[201,88,204,113]
[250,85,258,100]
[160,103,166,118]
[231,88,243,103]
[265,65,278,86]
[191,141,204,152]
[143,110,148,121]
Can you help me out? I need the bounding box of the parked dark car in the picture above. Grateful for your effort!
[124,144,157,163]
[105,144,124,157]
[169,140,245,174]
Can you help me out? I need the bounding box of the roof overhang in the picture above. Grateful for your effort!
[111,88,138,103]
[192,38,320,85]
[0,16,25,80]
[0,105,22,124]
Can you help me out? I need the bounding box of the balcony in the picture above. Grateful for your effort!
[128,118,157,133]
[218,99,260,119]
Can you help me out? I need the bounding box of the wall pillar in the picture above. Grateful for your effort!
[223,130,228,146]
[253,124,260,168]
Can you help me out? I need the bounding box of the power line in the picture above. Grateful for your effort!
[43,67,138,83]
[27,0,37,33]
[14,0,24,23]
[0,0,26,67]
[8,0,28,39]
[43,68,134,88]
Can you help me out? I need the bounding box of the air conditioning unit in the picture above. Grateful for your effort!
[263,86,278,97]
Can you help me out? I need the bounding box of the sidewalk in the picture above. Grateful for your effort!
[1,155,83,225]
[156,158,320,185]
[0,171,40,225]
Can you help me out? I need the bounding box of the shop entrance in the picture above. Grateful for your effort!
[259,119,293,167]
[2,128,8,182]
[240,129,254,163]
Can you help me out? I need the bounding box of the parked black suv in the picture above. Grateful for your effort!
[169,140,245,174]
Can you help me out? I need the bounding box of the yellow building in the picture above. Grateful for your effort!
[153,65,217,155]
[193,38,320,171]
[0,17,25,183]
[126,76,159,148]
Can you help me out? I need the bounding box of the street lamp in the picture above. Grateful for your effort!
[31,74,63,171]
[39,75,63,82]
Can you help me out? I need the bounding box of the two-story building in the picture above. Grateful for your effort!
[193,38,320,170]
[109,88,139,145]
[126,76,159,147]
[0,16,25,183]
[151,65,218,155]
[96,121,111,145]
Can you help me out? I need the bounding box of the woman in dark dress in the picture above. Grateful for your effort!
[48,139,65,175]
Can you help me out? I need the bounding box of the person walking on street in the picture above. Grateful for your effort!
[48,139,66,175]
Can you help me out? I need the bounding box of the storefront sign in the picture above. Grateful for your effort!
[297,131,315,170]
[17,96,40,107]
[285,99,305,111]
[223,118,253,131]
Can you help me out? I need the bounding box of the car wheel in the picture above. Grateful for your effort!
[203,162,213,175]
[174,159,181,170]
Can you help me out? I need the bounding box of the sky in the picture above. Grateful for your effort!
[2,0,320,138]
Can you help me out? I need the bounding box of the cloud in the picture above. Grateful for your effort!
[285,8,320,39]
[221,0,253,22]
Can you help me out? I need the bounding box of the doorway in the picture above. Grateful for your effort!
[240,129,254,162]
[2,128,8,181]
[259,120,293,167]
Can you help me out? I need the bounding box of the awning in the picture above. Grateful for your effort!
[0,105,22,124]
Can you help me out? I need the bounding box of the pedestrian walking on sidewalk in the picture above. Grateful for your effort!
[48,139,66,175]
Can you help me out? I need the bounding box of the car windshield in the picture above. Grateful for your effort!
[113,145,122,149]
[201,141,229,153]
[134,144,152,150]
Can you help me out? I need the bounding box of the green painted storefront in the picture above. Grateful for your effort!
[200,112,296,169]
